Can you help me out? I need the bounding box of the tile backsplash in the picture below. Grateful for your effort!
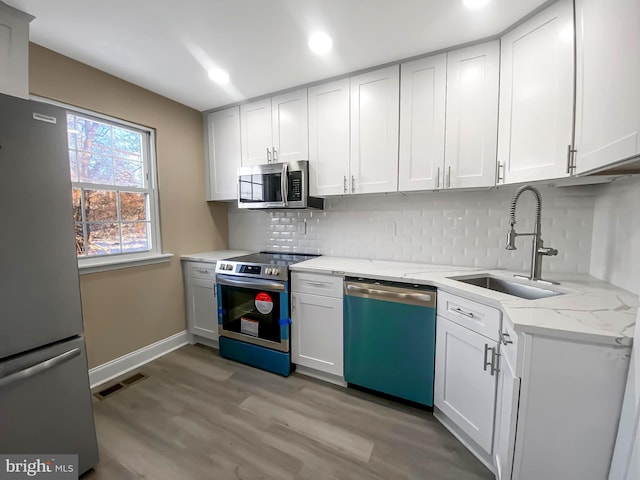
[228,184,597,274]
[589,176,640,294]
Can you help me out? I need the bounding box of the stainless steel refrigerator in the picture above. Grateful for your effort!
[0,92,99,474]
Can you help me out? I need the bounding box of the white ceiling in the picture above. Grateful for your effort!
[6,0,548,112]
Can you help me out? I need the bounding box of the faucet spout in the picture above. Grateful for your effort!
[505,185,559,284]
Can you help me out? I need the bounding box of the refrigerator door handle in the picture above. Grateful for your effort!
[0,348,81,388]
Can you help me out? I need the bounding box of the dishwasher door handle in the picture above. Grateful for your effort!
[345,282,435,307]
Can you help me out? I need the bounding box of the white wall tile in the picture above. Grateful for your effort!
[228,184,598,274]
[589,176,640,295]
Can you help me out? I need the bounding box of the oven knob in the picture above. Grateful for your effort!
[265,267,272,275]
[225,264,233,271]
[272,268,280,276]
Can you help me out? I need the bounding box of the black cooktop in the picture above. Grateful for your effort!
[227,251,319,266]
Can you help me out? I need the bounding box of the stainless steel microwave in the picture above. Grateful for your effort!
[237,160,324,209]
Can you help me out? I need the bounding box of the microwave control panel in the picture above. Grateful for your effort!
[288,171,302,202]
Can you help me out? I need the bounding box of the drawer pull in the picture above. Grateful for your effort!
[305,281,329,287]
[483,344,492,371]
[195,268,212,274]
[452,307,474,318]
[499,331,513,345]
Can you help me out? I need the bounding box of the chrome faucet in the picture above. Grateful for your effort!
[505,185,559,284]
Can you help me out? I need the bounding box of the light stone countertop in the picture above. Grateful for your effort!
[290,256,638,347]
[180,250,252,264]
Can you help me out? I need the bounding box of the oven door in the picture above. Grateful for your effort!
[216,275,290,352]
[237,163,288,209]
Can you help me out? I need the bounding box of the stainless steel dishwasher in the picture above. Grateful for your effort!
[343,277,437,406]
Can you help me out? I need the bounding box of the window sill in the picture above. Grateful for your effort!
[78,252,174,275]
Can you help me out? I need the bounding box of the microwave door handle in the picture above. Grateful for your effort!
[281,162,288,207]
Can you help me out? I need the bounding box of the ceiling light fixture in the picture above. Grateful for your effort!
[463,0,491,9]
[308,32,333,55]
[208,68,230,84]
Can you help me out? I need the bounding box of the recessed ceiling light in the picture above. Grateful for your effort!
[463,0,491,9]
[208,68,229,84]
[308,32,333,55]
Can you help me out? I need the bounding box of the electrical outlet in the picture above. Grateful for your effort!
[385,221,396,236]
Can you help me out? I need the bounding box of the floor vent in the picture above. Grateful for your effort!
[94,372,148,400]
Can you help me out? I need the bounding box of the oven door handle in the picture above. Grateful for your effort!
[216,275,286,292]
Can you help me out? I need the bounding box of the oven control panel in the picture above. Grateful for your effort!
[215,262,286,280]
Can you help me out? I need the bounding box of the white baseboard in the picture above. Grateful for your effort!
[89,330,189,389]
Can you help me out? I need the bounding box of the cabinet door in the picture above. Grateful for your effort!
[574,0,640,173]
[498,0,574,184]
[185,277,218,341]
[240,98,272,166]
[494,347,521,480]
[0,5,30,99]
[271,89,308,163]
[205,107,241,201]
[350,65,400,194]
[399,54,447,192]
[291,292,343,377]
[308,79,351,196]
[444,42,499,189]
[435,316,498,453]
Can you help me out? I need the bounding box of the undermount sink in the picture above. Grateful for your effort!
[451,275,564,300]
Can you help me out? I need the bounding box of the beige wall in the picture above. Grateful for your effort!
[29,44,229,368]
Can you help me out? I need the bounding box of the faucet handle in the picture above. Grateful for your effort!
[538,246,558,256]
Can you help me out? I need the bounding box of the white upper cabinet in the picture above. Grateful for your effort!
[240,98,273,166]
[205,107,241,201]
[0,3,31,99]
[398,54,447,191]
[445,41,500,189]
[240,89,309,166]
[350,65,400,194]
[574,0,640,174]
[498,0,574,184]
[308,78,351,196]
[271,89,309,163]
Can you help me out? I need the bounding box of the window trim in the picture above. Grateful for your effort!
[32,96,169,273]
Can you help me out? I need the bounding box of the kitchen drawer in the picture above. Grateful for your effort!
[292,272,343,298]
[184,261,217,280]
[437,291,501,341]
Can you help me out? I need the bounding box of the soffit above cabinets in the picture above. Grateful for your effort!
[4,0,548,111]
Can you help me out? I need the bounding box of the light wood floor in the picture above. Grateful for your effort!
[82,344,492,480]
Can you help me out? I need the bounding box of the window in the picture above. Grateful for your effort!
[66,109,162,268]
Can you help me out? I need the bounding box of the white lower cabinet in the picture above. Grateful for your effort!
[182,261,219,343]
[434,291,502,471]
[435,316,499,454]
[291,272,343,380]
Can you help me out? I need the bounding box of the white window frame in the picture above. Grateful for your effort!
[32,96,172,274]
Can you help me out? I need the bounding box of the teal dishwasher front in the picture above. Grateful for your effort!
[343,278,437,406]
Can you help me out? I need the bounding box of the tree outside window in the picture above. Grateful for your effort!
[68,113,155,257]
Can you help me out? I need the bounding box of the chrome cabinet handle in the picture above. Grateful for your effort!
[491,349,500,375]
[497,162,505,183]
[436,167,440,189]
[483,344,492,372]
[196,268,212,274]
[451,306,474,318]
[291,294,296,312]
[266,147,271,163]
[305,281,329,288]
[499,331,513,345]
[483,345,499,376]
[343,175,348,193]
[447,166,451,188]
[351,175,355,193]
[273,147,278,162]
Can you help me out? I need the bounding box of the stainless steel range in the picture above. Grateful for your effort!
[215,252,317,376]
